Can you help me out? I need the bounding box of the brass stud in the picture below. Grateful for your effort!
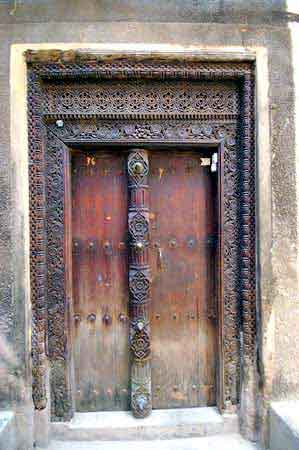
[169,238,177,248]
[103,314,112,325]
[187,238,196,249]
[87,313,96,322]
[135,241,144,252]
[119,313,128,323]
[132,161,144,175]
[188,312,195,320]
[137,321,144,331]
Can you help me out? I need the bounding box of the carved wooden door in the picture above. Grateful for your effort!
[71,148,217,413]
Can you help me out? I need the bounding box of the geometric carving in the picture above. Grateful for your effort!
[43,80,239,117]
[128,151,149,187]
[129,270,150,305]
[130,327,151,361]
[28,69,48,411]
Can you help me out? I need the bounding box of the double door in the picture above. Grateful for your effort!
[72,147,217,415]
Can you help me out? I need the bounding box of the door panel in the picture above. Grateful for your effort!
[71,148,217,412]
[72,150,129,411]
[149,151,217,409]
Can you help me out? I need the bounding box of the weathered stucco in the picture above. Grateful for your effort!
[1,1,299,449]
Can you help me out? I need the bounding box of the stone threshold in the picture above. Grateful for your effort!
[51,407,238,441]
[48,433,258,450]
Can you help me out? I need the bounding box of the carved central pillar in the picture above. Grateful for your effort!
[127,149,152,418]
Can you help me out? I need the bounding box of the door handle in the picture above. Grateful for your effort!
[157,246,165,270]
[103,240,112,287]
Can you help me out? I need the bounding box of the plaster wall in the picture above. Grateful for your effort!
[1,1,299,448]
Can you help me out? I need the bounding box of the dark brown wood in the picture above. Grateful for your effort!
[149,150,217,408]
[71,150,130,411]
[27,58,256,425]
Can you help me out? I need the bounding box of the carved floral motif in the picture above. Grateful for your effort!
[43,80,239,117]
[129,211,149,241]
[46,119,237,145]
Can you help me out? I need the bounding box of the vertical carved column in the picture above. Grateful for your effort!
[127,149,152,418]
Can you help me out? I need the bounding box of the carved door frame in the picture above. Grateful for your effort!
[26,52,256,425]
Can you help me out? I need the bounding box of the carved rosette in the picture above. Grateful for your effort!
[128,149,152,418]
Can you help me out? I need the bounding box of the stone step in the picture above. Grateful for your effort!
[0,411,16,450]
[48,434,258,450]
[51,407,238,441]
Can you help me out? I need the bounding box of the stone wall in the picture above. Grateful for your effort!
[1,1,299,448]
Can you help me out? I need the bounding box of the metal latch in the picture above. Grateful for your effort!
[211,153,218,173]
